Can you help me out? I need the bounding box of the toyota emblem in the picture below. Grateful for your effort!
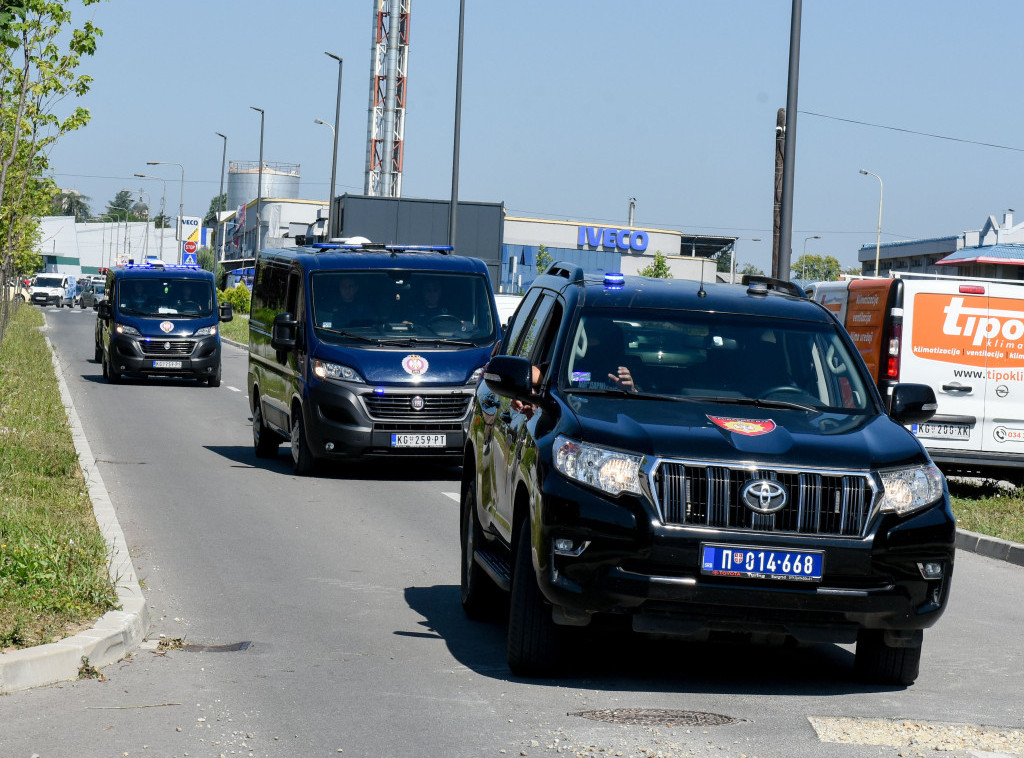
[411,395,425,411]
[740,479,787,514]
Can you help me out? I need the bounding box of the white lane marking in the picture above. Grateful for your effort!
[226,385,241,392]
[442,492,459,503]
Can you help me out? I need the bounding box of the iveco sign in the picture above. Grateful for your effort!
[578,226,649,253]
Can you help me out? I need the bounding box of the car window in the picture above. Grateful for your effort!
[512,293,556,360]
[559,308,875,412]
[117,278,214,317]
[499,288,542,355]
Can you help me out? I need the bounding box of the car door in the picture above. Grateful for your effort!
[978,281,1024,458]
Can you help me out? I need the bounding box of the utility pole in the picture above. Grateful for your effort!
[773,108,785,278]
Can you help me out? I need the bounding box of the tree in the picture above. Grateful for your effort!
[792,253,842,283]
[197,246,226,289]
[535,243,552,275]
[51,188,90,220]
[739,262,765,277]
[204,193,226,229]
[715,248,732,273]
[638,250,673,279]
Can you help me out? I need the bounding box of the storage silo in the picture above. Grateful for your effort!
[226,161,301,210]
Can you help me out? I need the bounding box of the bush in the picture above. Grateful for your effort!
[218,283,250,315]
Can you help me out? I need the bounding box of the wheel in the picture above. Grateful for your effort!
[252,398,280,458]
[507,518,562,676]
[56,299,63,308]
[206,363,222,387]
[79,299,85,309]
[290,410,317,475]
[461,479,502,620]
[94,343,102,363]
[854,629,922,685]
[103,352,120,383]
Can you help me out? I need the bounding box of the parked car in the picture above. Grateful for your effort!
[78,279,105,309]
[461,265,954,685]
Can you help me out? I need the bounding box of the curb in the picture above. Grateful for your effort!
[0,335,150,694]
[956,528,1024,568]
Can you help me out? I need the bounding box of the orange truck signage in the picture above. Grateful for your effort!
[842,280,893,380]
[911,293,1024,370]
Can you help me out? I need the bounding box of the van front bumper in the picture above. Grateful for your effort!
[303,379,474,458]
[108,333,221,379]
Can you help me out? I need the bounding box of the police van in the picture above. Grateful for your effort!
[247,241,501,474]
[809,271,1024,481]
[95,262,233,385]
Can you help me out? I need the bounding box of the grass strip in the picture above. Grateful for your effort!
[949,480,1024,545]
[219,313,249,345]
[0,304,118,650]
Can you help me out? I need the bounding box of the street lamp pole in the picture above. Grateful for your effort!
[251,107,265,257]
[135,173,167,261]
[313,117,336,240]
[731,237,761,283]
[859,169,884,275]
[801,234,821,283]
[216,132,228,261]
[147,161,185,263]
[325,52,343,240]
[449,0,466,249]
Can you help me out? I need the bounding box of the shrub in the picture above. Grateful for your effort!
[218,283,250,315]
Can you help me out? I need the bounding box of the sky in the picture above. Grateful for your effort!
[46,0,1024,274]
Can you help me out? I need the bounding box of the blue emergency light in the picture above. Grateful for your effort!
[604,272,625,288]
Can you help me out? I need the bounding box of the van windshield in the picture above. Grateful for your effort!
[311,270,498,347]
[34,276,63,288]
[117,277,214,317]
[560,309,877,413]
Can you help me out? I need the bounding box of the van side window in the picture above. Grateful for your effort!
[499,289,542,355]
[252,262,289,326]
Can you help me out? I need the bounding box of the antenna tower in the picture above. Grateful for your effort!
[364,0,410,197]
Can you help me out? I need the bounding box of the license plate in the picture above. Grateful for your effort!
[701,544,823,582]
[390,433,447,448]
[153,360,183,369]
[914,422,971,440]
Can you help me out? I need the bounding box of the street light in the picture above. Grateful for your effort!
[730,237,761,283]
[134,173,167,260]
[216,132,227,260]
[250,107,265,256]
[801,234,821,283]
[313,117,335,240]
[146,160,185,263]
[325,51,343,240]
[859,169,884,275]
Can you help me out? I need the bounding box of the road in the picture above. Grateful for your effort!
[1,305,1022,758]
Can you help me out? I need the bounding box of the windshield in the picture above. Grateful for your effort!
[35,276,63,288]
[560,309,877,413]
[311,270,498,346]
[116,277,214,317]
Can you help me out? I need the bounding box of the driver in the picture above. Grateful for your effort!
[412,279,449,323]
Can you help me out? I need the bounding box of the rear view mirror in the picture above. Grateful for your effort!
[271,311,298,351]
[890,383,937,426]
[483,355,534,403]
[219,302,234,322]
[96,300,111,320]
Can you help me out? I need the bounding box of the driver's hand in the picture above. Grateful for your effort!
[608,366,636,392]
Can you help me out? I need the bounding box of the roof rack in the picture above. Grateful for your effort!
[311,242,453,257]
[121,262,204,271]
[543,261,585,283]
[741,274,807,298]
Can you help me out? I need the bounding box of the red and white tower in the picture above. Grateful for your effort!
[364,0,410,197]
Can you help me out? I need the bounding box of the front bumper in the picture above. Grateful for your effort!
[108,333,221,379]
[535,474,956,642]
[301,378,474,459]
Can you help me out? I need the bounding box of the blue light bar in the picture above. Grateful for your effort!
[122,262,203,270]
[604,272,625,287]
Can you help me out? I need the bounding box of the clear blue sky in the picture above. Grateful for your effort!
[48,0,1024,273]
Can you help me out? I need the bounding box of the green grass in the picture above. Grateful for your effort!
[0,304,118,650]
[219,312,249,345]
[949,480,1024,545]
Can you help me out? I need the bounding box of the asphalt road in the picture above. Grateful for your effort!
[1,305,1022,758]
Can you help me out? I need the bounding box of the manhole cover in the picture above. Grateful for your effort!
[570,709,741,727]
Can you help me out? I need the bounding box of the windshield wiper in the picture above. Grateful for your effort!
[563,387,702,403]
[317,327,376,343]
[686,395,817,412]
[409,337,477,347]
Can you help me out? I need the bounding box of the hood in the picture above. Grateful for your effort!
[121,314,217,338]
[321,345,493,385]
[563,394,926,472]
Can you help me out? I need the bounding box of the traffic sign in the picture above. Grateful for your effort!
[184,240,198,254]
[183,252,197,265]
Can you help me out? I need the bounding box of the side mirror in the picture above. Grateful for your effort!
[890,383,938,426]
[219,302,234,322]
[96,300,111,320]
[483,355,535,403]
[271,311,298,351]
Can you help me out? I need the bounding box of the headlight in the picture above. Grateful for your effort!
[115,323,140,336]
[879,464,945,516]
[312,358,364,383]
[467,365,486,385]
[553,434,642,496]
[194,325,217,337]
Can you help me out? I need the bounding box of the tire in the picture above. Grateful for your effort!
[461,479,501,620]
[104,352,121,383]
[206,363,222,387]
[79,299,85,309]
[290,410,317,476]
[854,629,922,685]
[507,518,562,676]
[252,398,280,459]
[94,344,102,363]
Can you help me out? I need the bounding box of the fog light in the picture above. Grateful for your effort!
[553,538,590,557]
[325,442,335,452]
[918,561,943,580]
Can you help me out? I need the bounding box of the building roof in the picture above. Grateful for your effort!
[936,243,1024,266]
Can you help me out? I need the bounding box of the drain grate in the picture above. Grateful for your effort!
[179,641,253,653]
[570,709,741,727]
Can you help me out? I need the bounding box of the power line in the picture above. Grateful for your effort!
[800,111,1024,153]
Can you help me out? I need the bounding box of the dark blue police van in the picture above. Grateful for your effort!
[95,262,233,386]
[248,242,500,474]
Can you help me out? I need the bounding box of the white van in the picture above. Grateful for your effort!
[810,272,1024,481]
[30,273,71,307]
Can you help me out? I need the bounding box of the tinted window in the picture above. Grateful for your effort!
[116,277,214,317]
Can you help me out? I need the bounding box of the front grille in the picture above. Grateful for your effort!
[653,461,875,537]
[362,393,472,421]
[140,339,194,357]
[372,422,464,432]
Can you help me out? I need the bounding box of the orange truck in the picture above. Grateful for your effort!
[809,272,1024,482]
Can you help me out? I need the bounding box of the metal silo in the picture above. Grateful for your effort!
[227,161,301,210]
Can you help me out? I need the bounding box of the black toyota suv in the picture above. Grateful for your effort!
[461,264,955,685]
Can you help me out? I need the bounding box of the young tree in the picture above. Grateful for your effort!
[739,262,765,277]
[204,193,226,228]
[792,253,842,282]
[197,246,226,289]
[535,243,552,275]
[638,250,674,279]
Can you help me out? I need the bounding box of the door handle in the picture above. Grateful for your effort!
[941,384,972,393]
